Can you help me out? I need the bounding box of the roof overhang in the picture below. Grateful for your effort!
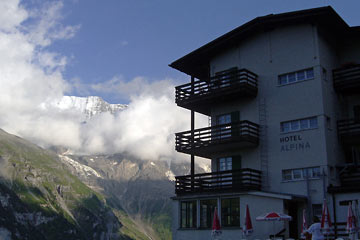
[169,6,351,79]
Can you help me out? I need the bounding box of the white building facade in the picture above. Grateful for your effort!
[170,7,360,240]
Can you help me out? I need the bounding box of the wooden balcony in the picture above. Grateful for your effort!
[175,69,258,115]
[328,165,360,193]
[339,165,360,188]
[175,120,259,158]
[175,168,262,195]
[337,119,360,144]
[333,64,360,94]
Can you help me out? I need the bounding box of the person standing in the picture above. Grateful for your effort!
[306,216,325,240]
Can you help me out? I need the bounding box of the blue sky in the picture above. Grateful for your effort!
[1,0,360,157]
[30,1,360,103]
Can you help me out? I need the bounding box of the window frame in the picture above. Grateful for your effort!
[200,199,218,229]
[282,167,321,182]
[280,117,318,133]
[221,198,240,228]
[278,68,315,86]
[180,200,197,229]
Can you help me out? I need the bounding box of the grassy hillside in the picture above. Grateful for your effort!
[0,129,155,240]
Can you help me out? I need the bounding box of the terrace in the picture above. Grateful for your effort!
[175,68,258,115]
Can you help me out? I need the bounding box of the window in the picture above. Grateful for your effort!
[278,68,314,85]
[281,117,318,133]
[212,67,238,89]
[215,111,240,139]
[218,157,232,171]
[216,114,231,139]
[282,167,321,181]
[181,201,197,228]
[200,199,217,228]
[218,157,232,186]
[312,204,322,219]
[221,198,240,227]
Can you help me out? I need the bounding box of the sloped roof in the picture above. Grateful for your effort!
[169,6,351,79]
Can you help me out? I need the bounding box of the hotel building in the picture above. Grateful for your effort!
[169,6,360,240]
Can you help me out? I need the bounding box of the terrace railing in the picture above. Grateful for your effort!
[337,118,360,138]
[175,69,258,114]
[333,64,360,93]
[175,168,262,195]
[175,120,259,155]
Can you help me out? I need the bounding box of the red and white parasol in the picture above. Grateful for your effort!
[300,209,308,239]
[212,207,222,239]
[256,212,292,221]
[320,199,333,235]
[346,202,357,234]
[243,204,253,236]
[256,211,292,239]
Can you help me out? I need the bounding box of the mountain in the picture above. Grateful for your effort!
[57,153,208,240]
[0,129,151,240]
[54,96,127,118]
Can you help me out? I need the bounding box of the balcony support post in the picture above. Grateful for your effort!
[191,76,195,190]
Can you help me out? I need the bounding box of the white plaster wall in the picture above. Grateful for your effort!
[209,24,328,199]
[332,192,360,223]
[172,194,286,240]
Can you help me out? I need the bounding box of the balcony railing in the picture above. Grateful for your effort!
[333,64,360,94]
[175,69,258,115]
[175,120,259,158]
[175,168,262,195]
[339,165,360,187]
[328,165,360,193]
[337,119,360,144]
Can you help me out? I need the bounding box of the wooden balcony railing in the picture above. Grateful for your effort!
[333,64,360,94]
[175,69,258,115]
[328,165,360,193]
[337,119,360,144]
[175,168,262,195]
[175,120,259,158]
[339,165,360,187]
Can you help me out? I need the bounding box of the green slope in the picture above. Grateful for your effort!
[0,129,154,240]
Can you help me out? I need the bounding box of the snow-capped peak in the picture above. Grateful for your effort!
[53,96,127,118]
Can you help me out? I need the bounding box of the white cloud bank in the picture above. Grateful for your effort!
[0,0,207,162]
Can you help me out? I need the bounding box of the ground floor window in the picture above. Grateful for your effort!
[181,201,197,228]
[221,198,240,227]
[312,204,322,219]
[200,199,217,228]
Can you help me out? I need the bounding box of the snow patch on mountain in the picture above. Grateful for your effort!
[53,96,127,118]
[165,170,175,181]
[59,155,103,178]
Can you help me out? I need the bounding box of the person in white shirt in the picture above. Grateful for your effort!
[306,216,324,240]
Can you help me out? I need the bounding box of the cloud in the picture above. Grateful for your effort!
[0,0,28,32]
[0,0,208,163]
[26,1,81,47]
[89,76,175,101]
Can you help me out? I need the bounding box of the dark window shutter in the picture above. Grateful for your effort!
[231,111,240,122]
[354,105,360,121]
[232,155,242,170]
[231,111,240,137]
[232,155,242,186]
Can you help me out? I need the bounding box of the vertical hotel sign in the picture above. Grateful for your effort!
[280,135,310,152]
